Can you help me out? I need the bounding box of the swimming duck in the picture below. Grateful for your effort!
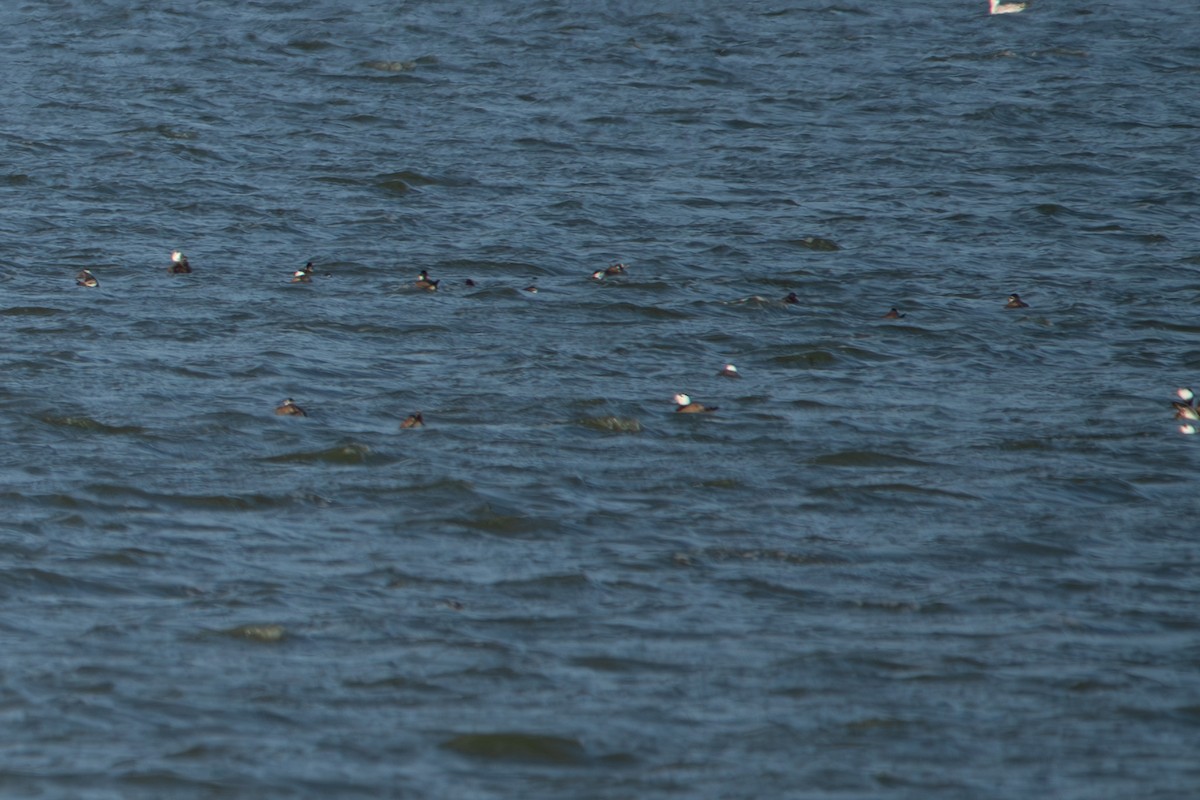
[169,250,191,274]
[415,270,439,291]
[400,412,424,429]
[1172,388,1198,420]
[524,284,539,294]
[883,307,906,319]
[291,266,312,284]
[275,398,307,417]
[718,364,741,378]
[76,269,99,288]
[1005,293,1029,309]
[989,0,1027,13]
[593,262,627,280]
[674,393,717,413]
[783,292,800,304]
[1173,403,1199,421]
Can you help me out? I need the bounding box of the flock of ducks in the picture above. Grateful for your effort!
[73,251,1035,425]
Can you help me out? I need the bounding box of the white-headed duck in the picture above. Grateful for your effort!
[291,263,313,283]
[1173,388,1198,420]
[415,270,439,291]
[169,250,191,274]
[674,393,717,413]
[275,398,307,417]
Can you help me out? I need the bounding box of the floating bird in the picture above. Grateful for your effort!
[1174,403,1199,421]
[169,250,191,274]
[415,270,439,291]
[291,264,312,284]
[883,307,906,319]
[1005,293,1029,309]
[400,412,424,429]
[76,269,98,288]
[592,262,627,280]
[718,364,741,379]
[783,292,800,304]
[524,284,539,294]
[465,278,476,287]
[275,398,307,417]
[989,0,1027,14]
[674,393,717,413]
[1173,388,1198,420]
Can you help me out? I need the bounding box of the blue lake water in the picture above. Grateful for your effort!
[1,1,1198,797]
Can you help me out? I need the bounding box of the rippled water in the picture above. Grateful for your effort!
[2,0,1198,797]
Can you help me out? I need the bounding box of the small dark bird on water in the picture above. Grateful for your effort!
[1005,293,1029,309]
[275,398,307,417]
[400,412,424,429]
[883,307,906,319]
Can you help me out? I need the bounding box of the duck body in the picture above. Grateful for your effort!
[1173,388,1198,420]
[275,398,307,417]
[593,263,627,281]
[291,264,313,283]
[76,269,99,288]
[400,412,424,429]
[415,270,439,291]
[674,393,717,413]
[1173,402,1199,421]
[883,307,906,319]
[1005,293,1029,309]
[169,250,191,274]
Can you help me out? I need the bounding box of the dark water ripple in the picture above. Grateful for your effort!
[1,0,1199,797]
